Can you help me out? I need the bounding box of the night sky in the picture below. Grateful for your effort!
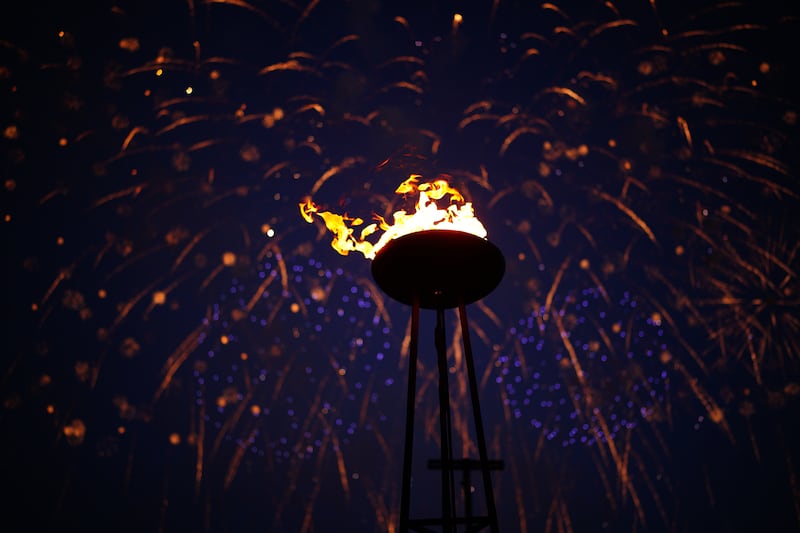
[2,1,799,532]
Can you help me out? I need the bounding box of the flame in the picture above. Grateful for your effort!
[299,175,488,259]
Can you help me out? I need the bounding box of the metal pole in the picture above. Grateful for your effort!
[463,466,473,523]
[435,307,456,532]
[459,302,499,532]
[400,297,420,533]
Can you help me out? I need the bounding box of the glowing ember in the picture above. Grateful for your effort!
[299,175,488,259]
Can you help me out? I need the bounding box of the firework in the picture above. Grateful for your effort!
[2,1,798,532]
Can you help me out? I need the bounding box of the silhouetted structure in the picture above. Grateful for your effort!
[372,230,506,532]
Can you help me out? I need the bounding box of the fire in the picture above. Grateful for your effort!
[299,175,487,259]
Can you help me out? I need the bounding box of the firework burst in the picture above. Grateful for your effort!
[2,1,799,532]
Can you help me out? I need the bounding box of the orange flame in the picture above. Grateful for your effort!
[299,175,488,259]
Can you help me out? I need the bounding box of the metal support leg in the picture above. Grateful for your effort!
[400,297,420,533]
[400,301,502,532]
[435,307,456,532]
[459,302,499,532]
